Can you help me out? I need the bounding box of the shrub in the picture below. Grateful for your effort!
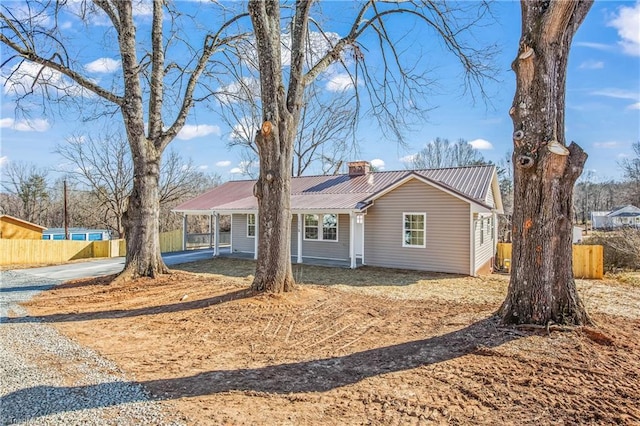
[582,229,640,271]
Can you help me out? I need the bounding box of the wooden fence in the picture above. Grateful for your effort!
[496,243,603,279]
[0,230,184,266]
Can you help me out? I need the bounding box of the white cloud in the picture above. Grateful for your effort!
[608,1,640,56]
[591,88,638,100]
[468,139,494,150]
[229,167,243,174]
[326,73,356,92]
[85,58,121,73]
[216,77,261,105]
[370,159,385,170]
[628,102,640,110]
[177,124,221,140]
[593,141,620,148]
[0,156,8,168]
[215,160,231,167]
[198,165,208,170]
[230,117,258,142]
[578,60,604,70]
[2,61,91,97]
[0,117,50,132]
[575,42,615,52]
[399,154,418,164]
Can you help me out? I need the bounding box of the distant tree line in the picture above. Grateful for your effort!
[0,134,220,237]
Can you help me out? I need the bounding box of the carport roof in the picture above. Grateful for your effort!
[173,164,498,214]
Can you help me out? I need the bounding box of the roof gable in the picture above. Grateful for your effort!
[0,215,47,231]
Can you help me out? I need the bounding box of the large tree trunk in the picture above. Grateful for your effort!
[251,120,295,293]
[121,145,169,280]
[248,0,303,293]
[499,0,593,326]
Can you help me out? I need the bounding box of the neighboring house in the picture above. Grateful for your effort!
[43,228,112,241]
[173,162,504,276]
[591,205,640,230]
[0,215,47,240]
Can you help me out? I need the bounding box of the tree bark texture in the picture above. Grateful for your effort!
[499,0,593,325]
[248,0,311,292]
[114,0,170,280]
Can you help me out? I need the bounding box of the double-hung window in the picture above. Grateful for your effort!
[304,214,338,241]
[247,214,256,237]
[403,213,426,248]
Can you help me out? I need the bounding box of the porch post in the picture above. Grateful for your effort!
[297,213,303,264]
[349,211,356,269]
[213,212,220,257]
[209,214,214,248]
[182,214,187,251]
[254,213,258,260]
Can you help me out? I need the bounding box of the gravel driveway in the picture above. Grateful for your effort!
[0,270,185,425]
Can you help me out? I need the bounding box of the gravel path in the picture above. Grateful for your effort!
[0,270,185,426]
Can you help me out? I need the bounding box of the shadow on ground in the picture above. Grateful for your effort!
[1,317,517,423]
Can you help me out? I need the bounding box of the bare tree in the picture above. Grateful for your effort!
[55,133,132,237]
[499,0,593,326]
[55,133,220,236]
[220,74,357,177]
[410,138,487,169]
[1,1,246,279]
[619,141,640,206]
[247,0,496,292]
[0,161,50,224]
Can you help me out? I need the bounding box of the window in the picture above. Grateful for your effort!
[403,213,426,248]
[304,214,338,241]
[247,214,256,237]
[480,219,484,245]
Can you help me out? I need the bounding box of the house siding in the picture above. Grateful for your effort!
[485,184,495,208]
[364,179,470,274]
[299,214,350,260]
[231,214,255,253]
[0,217,44,240]
[291,214,299,256]
[474,215,494,274]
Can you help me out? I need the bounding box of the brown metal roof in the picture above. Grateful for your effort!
[173,164,496,213]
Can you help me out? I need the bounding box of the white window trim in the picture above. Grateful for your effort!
[247,213,256,238]
[303,213,339,242]
[402,212,426,248]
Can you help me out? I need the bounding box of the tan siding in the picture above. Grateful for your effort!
[300,214,350,260]
[485,184,495,208]
[474,215,494,273]
[364,179,470,274]
[231,214,255,253]
[0,218,44,240]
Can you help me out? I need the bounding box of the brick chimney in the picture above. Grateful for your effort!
[348,161,370,177]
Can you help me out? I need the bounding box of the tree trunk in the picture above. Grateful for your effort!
[121,145,169,279]
[499,0,593,326]
[251,120,295,293]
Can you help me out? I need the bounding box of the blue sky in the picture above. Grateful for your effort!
[0,0,639,183]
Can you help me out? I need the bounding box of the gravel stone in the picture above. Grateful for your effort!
[0,270,186,426]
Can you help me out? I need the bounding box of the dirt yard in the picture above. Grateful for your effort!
[22,258,640,425]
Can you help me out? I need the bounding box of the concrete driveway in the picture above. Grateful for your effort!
[12,247,227,282]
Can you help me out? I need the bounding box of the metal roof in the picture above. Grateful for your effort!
[173,164,497,213]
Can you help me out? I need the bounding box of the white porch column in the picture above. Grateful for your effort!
[208,214,214,248]
[182,214,188,251]
[297,213,303,264]
[254,214,259,260]
[349,211,356,269]
[213,212,220,257]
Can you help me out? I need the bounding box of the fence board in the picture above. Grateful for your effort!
[496,242,603,279]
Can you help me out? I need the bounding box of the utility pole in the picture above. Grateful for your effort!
[63,180,69,240]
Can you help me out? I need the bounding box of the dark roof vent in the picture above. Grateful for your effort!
[348,161,370,177]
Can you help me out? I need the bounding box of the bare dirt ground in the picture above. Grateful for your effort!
[21,259,640,425]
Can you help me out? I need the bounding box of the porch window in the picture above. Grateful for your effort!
[304,214,338,241]
[403,213,426,248]
[247,214,256,237]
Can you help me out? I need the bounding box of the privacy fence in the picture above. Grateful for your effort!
[0,229,227,266]
[496,243,603,279]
